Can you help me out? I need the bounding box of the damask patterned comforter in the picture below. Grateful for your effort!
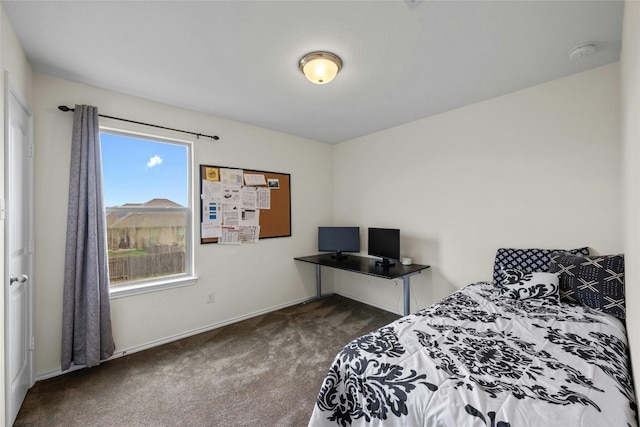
[308,283,637,427]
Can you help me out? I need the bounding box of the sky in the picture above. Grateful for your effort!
[100,133,188,207]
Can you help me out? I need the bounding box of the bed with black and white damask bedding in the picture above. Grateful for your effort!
[308,248,637,427]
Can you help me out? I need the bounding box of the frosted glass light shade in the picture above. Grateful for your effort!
[299,52,342,84]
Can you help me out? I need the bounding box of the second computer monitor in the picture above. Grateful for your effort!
[368,227,400,267]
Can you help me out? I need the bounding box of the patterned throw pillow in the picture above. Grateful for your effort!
[548,253,625,319]
[500,268,560,300]
[492,247,590,283]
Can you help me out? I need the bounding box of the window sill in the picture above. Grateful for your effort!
[109,275,199,299]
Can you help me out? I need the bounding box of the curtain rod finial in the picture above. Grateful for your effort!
[58,105,73,112]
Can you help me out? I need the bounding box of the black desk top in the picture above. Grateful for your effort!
[294,254,430,280]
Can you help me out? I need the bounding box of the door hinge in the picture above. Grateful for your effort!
[28,143,34,158]
[0,198,4,220]
[30,336,35,350]
[29,239,35,254]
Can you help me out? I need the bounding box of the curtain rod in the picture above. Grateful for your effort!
[58,105,220,141]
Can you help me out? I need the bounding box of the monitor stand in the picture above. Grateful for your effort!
[331,251,349,260]
[375,258,395,267]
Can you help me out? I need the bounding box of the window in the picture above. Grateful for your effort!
[100,128,196,297]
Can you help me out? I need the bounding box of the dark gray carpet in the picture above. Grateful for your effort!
[14,295,399,427]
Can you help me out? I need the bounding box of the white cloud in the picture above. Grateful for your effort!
[147,155,163,168]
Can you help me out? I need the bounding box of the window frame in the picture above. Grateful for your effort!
[99,126,198,299]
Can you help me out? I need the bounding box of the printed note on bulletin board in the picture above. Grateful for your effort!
[200,164,291,244]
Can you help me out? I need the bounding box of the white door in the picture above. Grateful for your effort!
[5,77,34,426]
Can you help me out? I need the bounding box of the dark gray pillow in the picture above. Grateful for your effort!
[492,246,589,283]
[548,252,625,319]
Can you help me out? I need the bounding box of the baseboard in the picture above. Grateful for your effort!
[35,295,314,382]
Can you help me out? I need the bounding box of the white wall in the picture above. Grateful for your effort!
[621,0,640,388]
[0,5,34,422]
[331,63,622,314]
[32,74,333,376]
[16,7,638,398]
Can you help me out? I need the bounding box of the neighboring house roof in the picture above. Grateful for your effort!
[107,199,186,229]
[139,198,183,208]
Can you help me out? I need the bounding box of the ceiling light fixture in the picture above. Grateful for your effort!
[299,51,342,84]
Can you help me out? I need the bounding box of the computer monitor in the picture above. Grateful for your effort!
[318,226,360,259]
[368,227,400,267]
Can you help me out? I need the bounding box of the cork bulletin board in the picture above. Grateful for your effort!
[199,164,291,244]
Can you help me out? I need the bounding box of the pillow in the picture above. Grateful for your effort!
[492,246,590,283]
[499,268,560,300]
[548,253,625,319]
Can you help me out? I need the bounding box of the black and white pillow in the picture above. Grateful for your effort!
[492,246,589,283]
[500,268,560,300]
[548,252,625,319]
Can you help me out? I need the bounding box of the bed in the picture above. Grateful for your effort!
[308,248,637,426]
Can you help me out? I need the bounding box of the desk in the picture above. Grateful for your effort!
[294,254,430,316]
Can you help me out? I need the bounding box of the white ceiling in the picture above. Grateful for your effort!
[1,0,624,144]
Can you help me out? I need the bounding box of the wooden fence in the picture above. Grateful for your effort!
[109,252,185,285]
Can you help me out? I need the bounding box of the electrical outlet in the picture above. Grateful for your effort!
[207,291,214,303]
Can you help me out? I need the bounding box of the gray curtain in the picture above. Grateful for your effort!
[61,105,115,371]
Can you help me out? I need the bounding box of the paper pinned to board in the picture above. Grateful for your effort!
[222,185,241,204]
[219,225,240,244]
[244,173,267,186]
[239,225,260,243]
[201,223,221,238]
[220,168,244,186]
[241,186,257,209]
[204,167,220,181]
[240,209,260,226]
[223,208,240,226]
[202,199,222,225]
[257,187,270,209]
[202,180,222,199]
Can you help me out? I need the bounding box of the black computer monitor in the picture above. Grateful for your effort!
[318,226,360,259]
[368,227,400,267]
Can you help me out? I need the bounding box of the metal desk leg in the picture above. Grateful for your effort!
[316,264,322,298]
[304,263,333,304]
[403,276,410,316]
